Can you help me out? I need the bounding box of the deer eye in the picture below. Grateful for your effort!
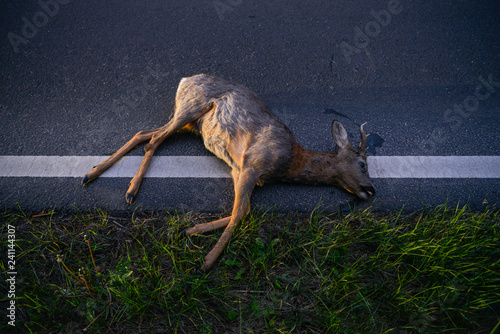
[359,162,366,169]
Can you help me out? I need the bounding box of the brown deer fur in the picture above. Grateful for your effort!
[83,74,375,271]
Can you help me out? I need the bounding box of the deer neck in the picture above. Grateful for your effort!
[283,142,340,186]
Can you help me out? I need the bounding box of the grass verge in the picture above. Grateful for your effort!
[1,204,499,333]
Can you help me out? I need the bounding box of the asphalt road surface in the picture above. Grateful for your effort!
[0,0,499,214]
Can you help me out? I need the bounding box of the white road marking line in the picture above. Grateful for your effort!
[0,156,231,178]
[0,156,498,179]
[368,156,500,178]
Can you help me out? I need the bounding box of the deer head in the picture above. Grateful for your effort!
[330,120,375,199]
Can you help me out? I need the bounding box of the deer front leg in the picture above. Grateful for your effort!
[200,169,258,272]
[182,169,239,236]
[183,217,231,236]
[82,128,162,185]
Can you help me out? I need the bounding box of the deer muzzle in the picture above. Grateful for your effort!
[359,185,376,200]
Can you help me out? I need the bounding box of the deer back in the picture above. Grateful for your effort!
[179,74,296,180]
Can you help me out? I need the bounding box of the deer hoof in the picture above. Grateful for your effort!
[180,223,196,237]
[200,259,215,273]
[82,175,91,186]
[125,193,134,204]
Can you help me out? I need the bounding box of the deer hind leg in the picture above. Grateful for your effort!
[200,169,259,272]
[124,116,201,204]
[84,100,215,203]
[82,128,162,185]
[125,102,215,203]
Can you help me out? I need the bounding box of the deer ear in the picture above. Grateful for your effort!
[331,120,352,149]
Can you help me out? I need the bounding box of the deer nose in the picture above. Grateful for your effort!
[360,185,376,199]
[367,186,376,196]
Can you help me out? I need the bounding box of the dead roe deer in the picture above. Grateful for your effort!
[83,74,375,271]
